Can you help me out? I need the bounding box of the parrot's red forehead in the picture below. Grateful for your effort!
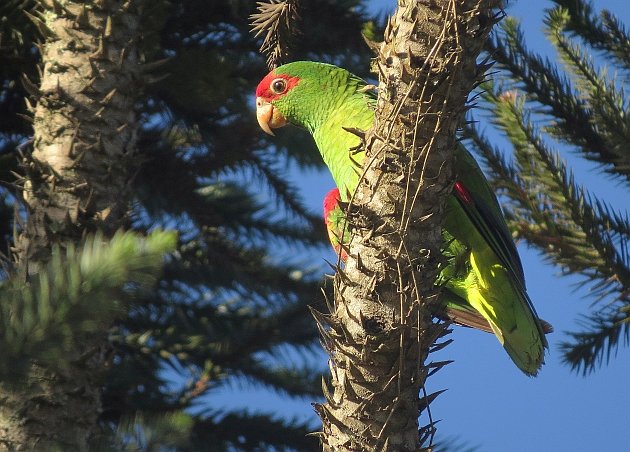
[255,71,301,101]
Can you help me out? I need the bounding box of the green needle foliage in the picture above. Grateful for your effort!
[1,0,381,449]
[467,0,630,374]
[0,230,176,376]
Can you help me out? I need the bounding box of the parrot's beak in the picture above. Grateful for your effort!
[256,97,287,136]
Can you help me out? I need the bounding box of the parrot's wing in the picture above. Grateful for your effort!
[451,181,550,346]
[454,145,525,284]
[452,180,525,288]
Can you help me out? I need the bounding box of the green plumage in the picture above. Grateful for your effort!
[264,61,548,375]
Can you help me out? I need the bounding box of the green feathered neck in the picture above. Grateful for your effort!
[271,62,375,199]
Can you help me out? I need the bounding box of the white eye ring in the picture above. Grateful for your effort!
[270,78,287,94]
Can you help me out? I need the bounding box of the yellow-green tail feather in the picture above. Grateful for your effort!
[466,251,547,376]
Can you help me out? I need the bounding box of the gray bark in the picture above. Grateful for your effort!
[16,0,140,274]
[0,1,142,449]
[316,1,501,450]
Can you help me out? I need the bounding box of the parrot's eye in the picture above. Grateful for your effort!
[270,78,287,94]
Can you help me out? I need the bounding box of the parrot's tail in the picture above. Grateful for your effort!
[467,255,550,376]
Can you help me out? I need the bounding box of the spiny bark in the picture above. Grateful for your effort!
[16,0,141,274]
[315,1,501,450]
[0,1,143,450]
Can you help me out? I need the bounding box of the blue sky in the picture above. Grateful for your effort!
[215,1,630,450]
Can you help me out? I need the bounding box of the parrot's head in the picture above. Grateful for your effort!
[255,66,299,135]
[255,61,362,135]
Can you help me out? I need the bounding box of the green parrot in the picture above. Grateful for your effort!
[256,61,550,376]
[323,185,550,344]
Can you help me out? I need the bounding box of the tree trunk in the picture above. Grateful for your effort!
[0,0,142,449]
[316,1,500,450]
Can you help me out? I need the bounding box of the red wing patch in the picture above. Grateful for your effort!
[453,181,473,204]
[323,188,341,219]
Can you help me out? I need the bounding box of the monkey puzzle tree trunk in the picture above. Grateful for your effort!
[315,1,500,450]
[0,1,142,449]
[16,0,141,272]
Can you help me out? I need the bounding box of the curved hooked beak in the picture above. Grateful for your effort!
[256,97,287,136]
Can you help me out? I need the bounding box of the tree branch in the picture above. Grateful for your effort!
[316,1,501,450]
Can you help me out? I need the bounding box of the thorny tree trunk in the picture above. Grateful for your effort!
[0,0,142,449]
[315,1,501,450]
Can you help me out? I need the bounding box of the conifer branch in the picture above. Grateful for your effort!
[560,311,630,375]
[247,151,323,230]
[552,0,630,68]
[0,230,176,378]
[487,19,630,184]
[546,9,630,182]
[591,197,630,240]
[463,124,523,196]
[250,0,300,69]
